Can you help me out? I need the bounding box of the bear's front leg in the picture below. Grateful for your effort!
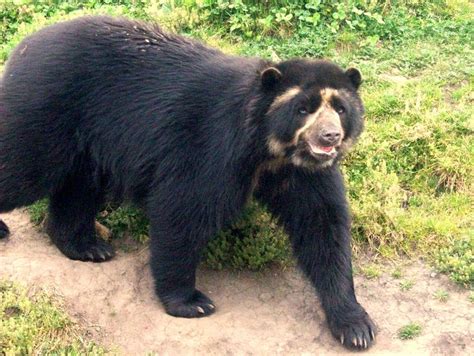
[148,208,216,318]
[256,166,376,350]
[296,207,377,351]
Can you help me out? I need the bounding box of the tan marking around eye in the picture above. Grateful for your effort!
[293,107,343,144]
[268,87,301,113]
[321,88,339,104]
[267,87,346,155]
[292,88,343,144]
[293,109,321,144]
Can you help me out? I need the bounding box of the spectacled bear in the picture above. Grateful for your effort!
[0,16,376,349]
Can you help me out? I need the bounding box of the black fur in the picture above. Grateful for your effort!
[255,167,375,349]
[0,219,9,238]
[0,16,375,349]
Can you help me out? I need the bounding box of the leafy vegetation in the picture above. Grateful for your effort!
[1,1,473,282]
[436,234,473,288]
[204,201,291,270]
[0,280,106,354]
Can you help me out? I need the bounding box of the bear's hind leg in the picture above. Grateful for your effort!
[46,172,115,262]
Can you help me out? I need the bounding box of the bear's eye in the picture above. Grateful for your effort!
[336,106,345,114]
[297,107,308,115]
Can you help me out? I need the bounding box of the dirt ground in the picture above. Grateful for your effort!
[1,209,473,355]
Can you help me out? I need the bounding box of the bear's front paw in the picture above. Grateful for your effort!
[328,308,376,350]
[163,289,216,318]
[54,236,115,262]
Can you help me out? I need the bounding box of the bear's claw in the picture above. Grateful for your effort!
[164,289,216,318]
[329,310,376,351]
[54,236,116,263]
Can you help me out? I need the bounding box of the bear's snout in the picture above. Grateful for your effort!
[316,125,342,147]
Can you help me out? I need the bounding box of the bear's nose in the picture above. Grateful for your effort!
[319,129,341,146]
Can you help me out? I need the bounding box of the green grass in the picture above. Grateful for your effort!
[0,280,107,354]
[2,1,473,285]
[398,322,422,340]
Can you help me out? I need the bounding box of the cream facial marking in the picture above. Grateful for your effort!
[267,135,289,156]
[268,87,301,113]
[321,88,339,102]
[291,155,304,167]
[292,88,344,146]
[291,153,334,170]
[266,87,346,161]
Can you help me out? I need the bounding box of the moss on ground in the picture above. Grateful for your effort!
[0,281,107,354]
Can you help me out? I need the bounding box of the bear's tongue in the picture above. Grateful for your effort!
[319,146,333,153]
[308,141,335,155]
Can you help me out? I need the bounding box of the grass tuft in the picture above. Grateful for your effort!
[399,280,415,291]
[391,268,403,279]
[360,264,382,279]
[398,322,422,340]
[433,290,449,302]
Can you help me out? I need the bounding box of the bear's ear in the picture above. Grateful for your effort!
[346,68,362,90]
[261,67,282,90]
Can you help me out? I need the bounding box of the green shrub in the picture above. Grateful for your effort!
[28,200,291,270]
[194,0,431,40]
[204,201,291,270]
[1,0,151,62]
[98,205,149,243]
[436,234,474,288]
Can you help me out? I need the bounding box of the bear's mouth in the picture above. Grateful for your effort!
[307,141,338,159]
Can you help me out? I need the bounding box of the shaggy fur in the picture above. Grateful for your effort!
[0,16,375,349]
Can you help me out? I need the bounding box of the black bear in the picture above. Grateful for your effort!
[0,16,375,349]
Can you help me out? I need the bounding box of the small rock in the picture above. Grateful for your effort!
[431,272,437,278]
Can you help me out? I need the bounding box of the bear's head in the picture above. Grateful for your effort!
[259,59,364,170]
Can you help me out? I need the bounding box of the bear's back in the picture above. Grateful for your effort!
[1,16,265,204]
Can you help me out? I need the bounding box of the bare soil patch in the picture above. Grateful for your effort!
[1,210,472,355]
